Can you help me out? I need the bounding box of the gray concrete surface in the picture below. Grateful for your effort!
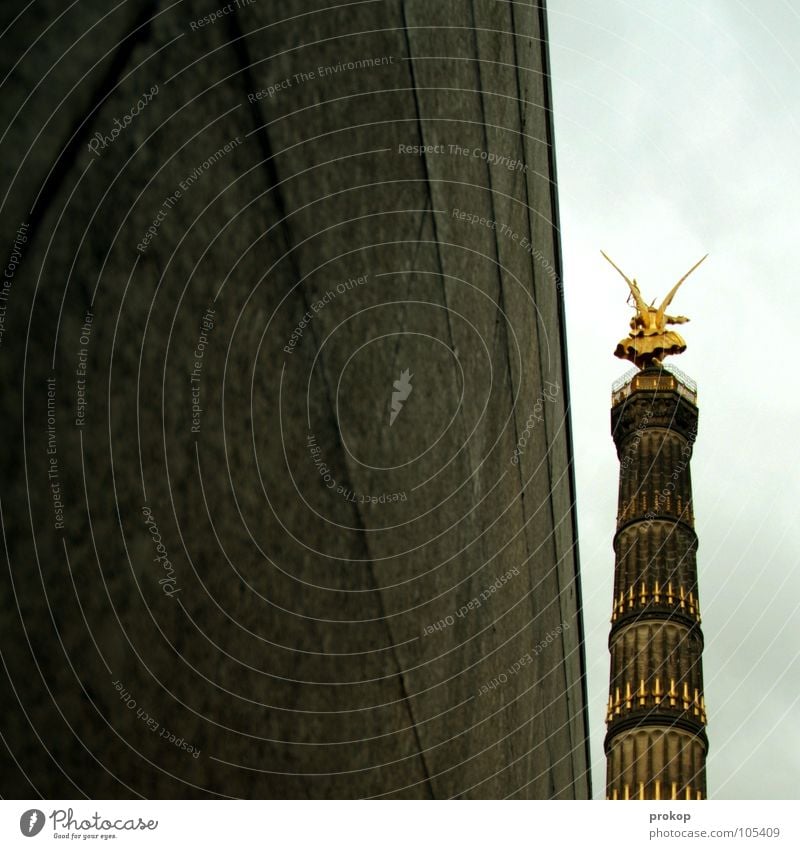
[0,0,590,798]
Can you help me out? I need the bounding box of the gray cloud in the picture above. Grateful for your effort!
[549,0,800,799]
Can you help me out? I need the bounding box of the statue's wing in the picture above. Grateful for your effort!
[657,254,708,319]
[601,250,648,314]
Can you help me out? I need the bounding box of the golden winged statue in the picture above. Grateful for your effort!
[602,251,707,369]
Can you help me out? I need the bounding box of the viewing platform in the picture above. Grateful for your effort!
[611,364,697,407]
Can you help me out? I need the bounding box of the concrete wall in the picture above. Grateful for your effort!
[0,0,590,798]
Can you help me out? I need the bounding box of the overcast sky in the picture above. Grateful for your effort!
[548,0,800,800]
